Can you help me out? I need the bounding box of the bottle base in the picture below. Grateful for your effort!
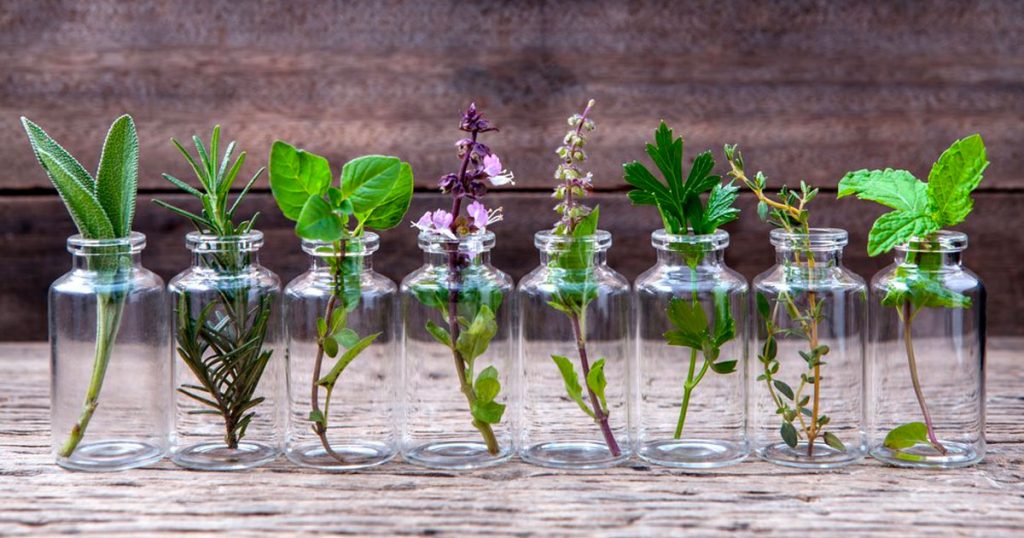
[757,441,864,469]
[56,440,165,472]
[287,440,395,471]
[402,441,510,470]
[171,441,278,471]
[520,441,628,469]
[638,439,748,469]
[870,441,982,468]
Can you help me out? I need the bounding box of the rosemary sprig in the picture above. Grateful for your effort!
[156,126,274,449]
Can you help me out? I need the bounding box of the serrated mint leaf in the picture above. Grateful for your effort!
[867,210,940,256]
[837,168,927,213]
[927,134,987,227]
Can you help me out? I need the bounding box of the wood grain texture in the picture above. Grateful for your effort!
[0,0,1022,190]
[2,0,1023,339]
[0,340,1021,537]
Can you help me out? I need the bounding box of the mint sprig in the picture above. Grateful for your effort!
[838,134,987,256]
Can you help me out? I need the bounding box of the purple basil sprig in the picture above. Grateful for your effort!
[412,103,513,239]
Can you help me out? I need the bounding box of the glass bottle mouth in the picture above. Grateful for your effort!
[534,229,612,253]
[67,232,146,256]
[770,228,848,251]
[185,230,264,253]
[302,232,380,257]
[417,230,495,255]
[895,230,967,253]
[651,228,729,252]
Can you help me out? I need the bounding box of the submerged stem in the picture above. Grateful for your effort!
[59,291,126,457]
[900,303,947,454]
[569,311,621,457]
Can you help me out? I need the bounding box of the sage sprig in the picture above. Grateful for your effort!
[270,141,413,462]
[838,134,987,457]
[156,126,274,449]
[21,115,139,457]
[624,122,740,438]
[726,144,845,456]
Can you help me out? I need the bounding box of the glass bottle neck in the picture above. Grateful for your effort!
[895,249,962,270]
[540,249,607,267]
[191,249,260,275]
[656,247,724,269]
[425,250,491,268]
[311,252,373,275]
[72,252,142,273]
[774,247,842,269]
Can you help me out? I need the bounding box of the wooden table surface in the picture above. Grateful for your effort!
[1,341,1021,537]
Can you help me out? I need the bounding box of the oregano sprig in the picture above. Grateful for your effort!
[837,134,988,456]
[21,115,139,457]
[270,142,413,463]
[624,122,740,439]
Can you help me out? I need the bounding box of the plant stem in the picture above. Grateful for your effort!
[900,303,947,454]
[675,347,699,439]
[59,291,126,457]
[805,289,821,456]
[569,311,621,456]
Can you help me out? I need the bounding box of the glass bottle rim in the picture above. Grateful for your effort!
[417,230,495,254]
[534,229,612,252]
[770,227,848,251]
[302,232,380,257]
[895,230,967,253]
[67,232,146,255]
[186,230,264,253]
[652,228,729,251]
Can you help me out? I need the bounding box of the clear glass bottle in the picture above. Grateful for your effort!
[750,228,867,468]
[633,229,748,468]
[168,231,283,470]
[50,232,170,471]
[284,233,398,470]
[517,230,632,469]
[400,231,514,469]
[867,231,985,468]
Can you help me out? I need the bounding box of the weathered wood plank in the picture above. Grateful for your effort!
[2,191,1021,340]
[1,0,1023,190]
[0,340,1020,537]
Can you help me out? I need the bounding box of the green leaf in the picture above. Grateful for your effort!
[474,366,501,403]
[927,134,987,227]
[21,117,96,193]
[710,360,737,374]
[664,297,708,348]
[471,400,506,425]
[318,332,381,389]
[712,289,736,346]
[268,141,332,221]
[357,160,414,230]
[867,210,940,257]
[323,336,339,358]
[837,168,928,212]
[308,409,325,426]
[883,421,930,450]
[94,115,139,237]
[881,266,972,310]
[695,181,740,234]
[586,358,609,413]
[333,327,359,349]
[551,355,594,418]
[756,292,771,320]
[455,305,498,363]
[424,320,453,348]
[36,149,116,239]
[339,155,401,215]
[295,196,345,242]
[773,380,794,400]
[823,432,846,451]
[780,421,798,448]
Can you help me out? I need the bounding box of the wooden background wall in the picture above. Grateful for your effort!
[1,0,1022,339]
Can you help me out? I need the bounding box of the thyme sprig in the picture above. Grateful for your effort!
[726,144,845,456]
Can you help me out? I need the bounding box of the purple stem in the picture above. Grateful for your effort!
[569,312,621,457]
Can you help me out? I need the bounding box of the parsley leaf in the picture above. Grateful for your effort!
[624,121,738,236]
